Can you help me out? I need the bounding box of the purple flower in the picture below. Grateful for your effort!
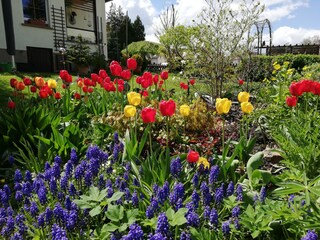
[125,162,131,171]
[65,160,73,179]
[74,161,86,181]
[51,224,68,240]
[107,187,114,198]
[37,187,47,204]
[209,165,220,184]
[8,155,14,165]
[222,220,230,235]
[301,230,318,240]
[84,170,93,187]
[22,182,32,197]
[11,232,23,240]
[146,198,159,219]
[156,212,170,235]
[30,202,39,217]
[133,177,139,187]
[70,148,78,165]
[60,175,68,191]
[37,213,45,228]
[260,186,267,203]
[170,157,182,177]
[132,190,139,207]
[14,169,23,183]
[52,162,61,179]
[191,190,200,209]
[25,170,32,182]
[49,178,58,195]
[186,211,200,227]
[45,207,53,223]
[66,210,78,231]
[192,172,199,188]
[203,206,211,220]
[1,216,14,236]
[98,175,105,190]
[234,218,240,230]
[123,223,144,240]
[53,203,64,221]
[214,184,224,205]
[180,231,191,240]
[15,191,23,202]
[149,233,164,240]
[65,196,72,210]
[236,184,243,201]
[232,205,241,218]
[209,208,218,226]
[89,157,100,177]
[54,155,62,165]
[226,181,234,197]
[200,182,211,206]
[169,182,184,207]
[124,171,129,181]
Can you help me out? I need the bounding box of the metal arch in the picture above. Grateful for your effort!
[249,19,272,55]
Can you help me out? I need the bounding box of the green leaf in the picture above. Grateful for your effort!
[245,205,255,219]
[142,217,157,229]
[252,230,261,239]
[107,192,124,204]
[89,186,101,201]
[247,152,264,182]
[251,169,272,185]
[170,208,188,226]
[73,199,94,209]
[127,209,139,225]
[97,188,108,202]
[165,208,175,221]
[106,205,124,222]
[102,222,119,232]
[89,205,102,217]
[118,223,128,232]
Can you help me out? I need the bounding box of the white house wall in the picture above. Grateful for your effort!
[0,0,108,67]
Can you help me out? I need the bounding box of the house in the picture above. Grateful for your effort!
[0,0,111,72]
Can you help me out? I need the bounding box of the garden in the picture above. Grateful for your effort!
[1,0,320,239]
[1,55,320,240]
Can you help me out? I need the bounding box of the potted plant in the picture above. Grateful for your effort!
[67,36,92,75]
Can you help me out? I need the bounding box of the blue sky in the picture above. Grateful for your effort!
[107,0,320,45]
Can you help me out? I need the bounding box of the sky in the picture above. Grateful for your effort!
[105,0,320,46]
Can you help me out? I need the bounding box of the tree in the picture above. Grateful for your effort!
[132,16,145,42]
[155,4,178,40]
[302,35,320,45]
[184,0,264,98]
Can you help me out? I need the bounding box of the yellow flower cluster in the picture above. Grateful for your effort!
[238,92,253,114]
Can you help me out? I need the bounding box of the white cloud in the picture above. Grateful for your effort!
[272,26,320,45]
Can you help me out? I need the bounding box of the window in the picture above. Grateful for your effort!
[22,0,47,23]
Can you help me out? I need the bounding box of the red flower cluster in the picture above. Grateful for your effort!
[8,100,15,109]
[238,79,244,85]
[136,72,161,89]
[59,70,72,84]
[39,85,53,99]
[189,79,196,85]
[289,79,320,96]
[180,82,188,90]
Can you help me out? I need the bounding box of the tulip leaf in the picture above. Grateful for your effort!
[247,152,264,183]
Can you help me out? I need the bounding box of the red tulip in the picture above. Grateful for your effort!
[140,78,150,89]
[289,82,304,96]
[312,81,320,95]
[84,78,91,86]
[8,101,15,109]
[30,86,37,93]
[74,93,81,99]
[127,58,137,70]
[121,70,131,80]
[159,99,176,117]
[83,86,88,93]
[153,74,159,85]
[88,87,93,93]
[187,151,200,163]
[238,79,244,85]
[180,82,188,90]
[10,78,17,88]
[160,71,169,80]
[54,92,61,99]
[189,79,196,85]
[141,90,148,97]
[117,84,124,92]
[136,76,143,84]
[59,70,69,81]
[16,82,25,91]
[98,70,108,79]
[39,88,49,99]
[91,73,99,82]
[23,77,32,86]
[110,60,120,66]
[110,63,122,76]
[286,95,298,107]
[141,107,156,123]
[104,82,116,92]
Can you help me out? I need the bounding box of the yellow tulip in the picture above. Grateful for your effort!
[274,64,281,70]
[179,104,191,117]
[241,102,254,114]
[127,92,141,106]
[47,79,57,89]
[197,157,210,169]
[215,98,232,115]
[124,105,136,118]
[35,77,45,87]
[238,92,250,103]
